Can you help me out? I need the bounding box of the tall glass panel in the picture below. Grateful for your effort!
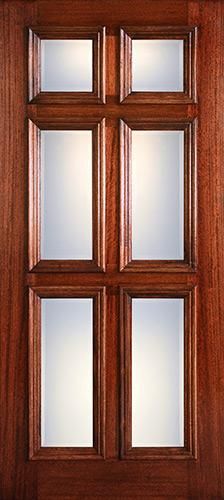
[132,298,184,447]
[132,130,184,260]
[41,130,92,260]
[41,298,93,447]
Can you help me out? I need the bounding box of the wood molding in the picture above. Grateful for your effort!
[27,103,198,122]
[28,26,106,104]
[120,284,197,460]
[28,117,106,272]
[28,285,106,460]
[120,26,197,104]
[2,0,224,496]
[120,118,197,272]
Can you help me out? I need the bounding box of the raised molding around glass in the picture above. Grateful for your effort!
[132,130,184,260]
[41,130,92,260]
[132,298,184,447]
[41,39,93,92]
[132,39,184,92]
[41,298,93,447]
[120,27,197,104]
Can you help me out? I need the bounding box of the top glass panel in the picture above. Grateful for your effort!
[132,39,184,92]
[41,39,93,92]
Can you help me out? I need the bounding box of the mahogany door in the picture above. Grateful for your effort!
[1,0,224,498]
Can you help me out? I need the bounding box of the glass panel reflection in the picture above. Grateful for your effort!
[132,130,184,260]
[41,298,93,447]
[132,40,184,92]
[132,298,184,447]
[41,39,93,92]
[41,130,92,260]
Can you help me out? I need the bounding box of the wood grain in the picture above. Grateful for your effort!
[120,284,197,460]
[29,26,106,104]
[29,286,106,460]
[0,2,38,499]
[195,0,224,497]
[120,26,197,104]
[28,117,106,272]
[120,119,197,272]
[1,0,224,498]
[37,0,189,26]
[27,103,198,121]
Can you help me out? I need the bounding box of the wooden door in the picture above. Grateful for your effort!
[1,0,224,498]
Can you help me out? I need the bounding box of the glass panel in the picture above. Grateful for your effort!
[41,298,93,447]
[41,39,93,92]
[132,40,184,92]
[41,130,92,260]
[132,130,184,260]
[132,298,184,447]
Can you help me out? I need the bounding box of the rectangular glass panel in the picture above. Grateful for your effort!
[132,298,184,447]
[41,130,92,260]
[132,130,184,260]
[41,39,93,92]
[132,40,184,92]
[41,298,93,447]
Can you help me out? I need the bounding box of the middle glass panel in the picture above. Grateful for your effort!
[132,130,184,260]
[41,130,92,260]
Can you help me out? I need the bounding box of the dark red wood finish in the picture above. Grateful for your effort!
[120,284,197,460]
[29,286,106,460]
[120,118,197,272]
[29,26,106,104]
[1,0,224,498]
[28,117,106,272]
[120,25,197,104]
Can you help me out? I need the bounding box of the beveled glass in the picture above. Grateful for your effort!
[41,298,93,447]
[132,130,184,260]
[41,39,93,92]
[132,298,184,447]
[132,39,184,92]
[41,130,92,260]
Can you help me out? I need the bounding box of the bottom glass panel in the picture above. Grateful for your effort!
[132,298,184,447]
[41,298,93,447]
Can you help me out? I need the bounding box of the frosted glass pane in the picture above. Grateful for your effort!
[132,40,184,92]
[41,130,92,260]
[41,40,93,91]
[41,298,93,447]
[132,298,184,447]
[132,130,184,260]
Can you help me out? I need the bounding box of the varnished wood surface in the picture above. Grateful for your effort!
[27,103,198,119]
[120,26,197,104]
[29,287,106,460]
[119,119,197,272]
[29,26,106,104]
[120,285,197,460]
[0,0,224,498]
[37,0,189,25]
[28,117,106,272]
